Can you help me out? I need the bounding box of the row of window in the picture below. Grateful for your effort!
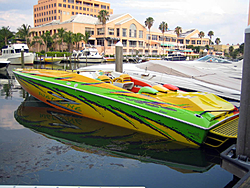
[35,3,109,12]
[35,16,57,23]
[34,3,57,11]
[35,10,57,17]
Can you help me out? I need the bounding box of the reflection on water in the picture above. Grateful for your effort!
[15,96,225,172]
[0,66,235,187]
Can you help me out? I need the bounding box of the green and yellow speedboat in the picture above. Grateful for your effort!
[13,69,239,147]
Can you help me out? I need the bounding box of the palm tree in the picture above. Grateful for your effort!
[31,35,42,52]
[215,38,221,45]
[74,33,84,50]
[198,31,205,46]
[16,24,31,44]
[82,31,91,47]
[63,31,75,52]
[40,31,53,52]
[174,26,182,49]
[57,28,66,52]
[208,31,214,45]
[159,21,168,57]
[98,10,110,55]
[0,26,13,45]
[145,17,154,56]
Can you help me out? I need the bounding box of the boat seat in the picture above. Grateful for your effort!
[138,86,158,95]
[97,75,113,84]
[113,74,134,90]
[152,85,169,93]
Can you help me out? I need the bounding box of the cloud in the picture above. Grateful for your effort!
[0,10,33,32]
[110,0,248,44]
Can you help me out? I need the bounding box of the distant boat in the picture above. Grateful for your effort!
[71,48,105,63]
[0,43,35,65]
[162,51,187,61]
[0,60,10,70]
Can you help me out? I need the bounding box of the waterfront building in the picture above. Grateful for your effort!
[30,1,210,56]
[33,0,113,27]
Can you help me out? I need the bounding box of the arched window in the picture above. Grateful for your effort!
[129,24,137,38]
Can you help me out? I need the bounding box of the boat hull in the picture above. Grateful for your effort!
[13,69,238,147]
[7,53,34,65]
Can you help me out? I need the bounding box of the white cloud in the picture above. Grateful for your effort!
[0,10,33,32]
[110,0,248,44]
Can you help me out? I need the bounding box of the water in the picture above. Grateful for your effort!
[0,65,236,187]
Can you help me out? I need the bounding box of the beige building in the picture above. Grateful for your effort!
[30,12,210,55]
[33,0,113,27]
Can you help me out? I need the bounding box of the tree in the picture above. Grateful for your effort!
[40,31,53,52]
[0,26,14,46]
[63,31,74,52]
[16,24,31,44]
[208,31,214,45]
[198,31,205,39]
[82,31,91,47]
[57,28,66,52]
[174,26,182,49]
[31,35,43,52]
[215,38,221,45]
[159,21,168,57]
[145,17,154,56]
[97,10,110,55]
[74,33,84,50]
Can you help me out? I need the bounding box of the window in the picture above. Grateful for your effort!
[83,7,86,11]
[108,28,114,35]
[129,41,137,47]
[85,27,94,35]
[68,5,71,8]
[122,40,127,47]
[59,3,62,7]
[76,6,78,9]
[97,39,104,46]
[63,4,66,7]
[101,5,106,9]
[147,34,151,40]
[72,12,74,15]
[63,0,66,2]
[116,28,120,37]
[139,41,143,47]
[72,5,74,9]
[152,35,157,40]
[54,16,57,19]
[191,40,196,45]
[54,10,56,13]
[139,30,143,38]
[79,7,82,10]
[68,0,74,3]
[197,40,201,45]
[97,28,104,35]
[129,24,137,38]
[122,28,127,37]
[54,3,56,7]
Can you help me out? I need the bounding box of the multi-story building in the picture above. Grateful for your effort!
[33,0,113,27]
[31,1,209,55]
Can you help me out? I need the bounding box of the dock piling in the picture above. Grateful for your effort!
[236,25,250,158]
[115,41,123,73]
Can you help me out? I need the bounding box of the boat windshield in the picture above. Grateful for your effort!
[15,49,29,53]
[197,55,232,63]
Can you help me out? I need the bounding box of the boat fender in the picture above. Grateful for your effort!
[163,84,179,91]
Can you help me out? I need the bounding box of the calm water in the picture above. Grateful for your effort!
[0,65,236,188]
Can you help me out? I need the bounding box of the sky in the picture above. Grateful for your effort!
[0,0,248,45]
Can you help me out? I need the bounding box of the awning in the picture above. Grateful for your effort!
[161,43,175,47]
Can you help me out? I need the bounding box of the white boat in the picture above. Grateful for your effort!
[0,60,10,70]
[0,43,35,65]
[162,51,187,61]
[71,48,105,63]
[77,62,241,101]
